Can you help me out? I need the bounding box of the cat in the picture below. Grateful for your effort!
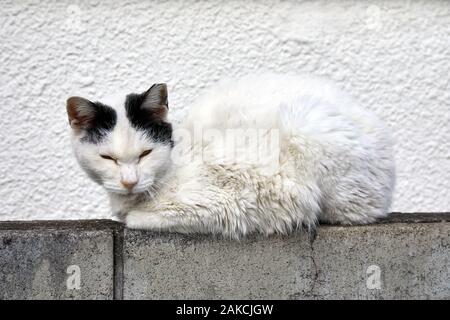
[67,73,395,238]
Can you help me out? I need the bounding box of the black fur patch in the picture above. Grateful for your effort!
[81,102,117,144]
[124,93,173,146]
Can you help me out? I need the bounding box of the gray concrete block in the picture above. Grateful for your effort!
[0,220,119,300]
[123,217,450,299]
[123,231,315,299]
[309,222,450,299]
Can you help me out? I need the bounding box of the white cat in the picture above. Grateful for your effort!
[67,74,395,238]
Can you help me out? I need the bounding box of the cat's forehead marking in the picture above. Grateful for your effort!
[101,94,146,157]
[108,123,146,159]
[91,89,173,150]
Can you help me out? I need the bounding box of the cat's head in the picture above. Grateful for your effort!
[66,84,173,195]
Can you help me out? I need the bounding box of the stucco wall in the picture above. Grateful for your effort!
[0,0,448,220]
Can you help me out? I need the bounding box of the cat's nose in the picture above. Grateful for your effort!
[121,180,137,191]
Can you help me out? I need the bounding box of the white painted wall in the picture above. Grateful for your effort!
[0,0,449,221]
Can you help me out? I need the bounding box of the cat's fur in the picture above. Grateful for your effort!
[67,74,395,238]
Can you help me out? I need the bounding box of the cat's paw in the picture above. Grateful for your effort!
[125,210,175,231]
[125,211,147,229]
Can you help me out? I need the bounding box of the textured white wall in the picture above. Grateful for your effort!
[0,0,449,221]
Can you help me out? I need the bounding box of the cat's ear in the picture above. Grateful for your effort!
[66,96,97,131]
[141,83,168,122]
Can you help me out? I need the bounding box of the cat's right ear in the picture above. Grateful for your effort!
[140,84,169,122]
[66,96,96,131]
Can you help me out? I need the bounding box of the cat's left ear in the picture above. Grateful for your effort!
[66,96,97,131]
[141,83,169,122]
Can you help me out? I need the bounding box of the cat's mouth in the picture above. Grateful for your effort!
[103,182,153,195]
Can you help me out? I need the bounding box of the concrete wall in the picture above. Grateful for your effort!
[0,213,448,299]
[0,0,449,221]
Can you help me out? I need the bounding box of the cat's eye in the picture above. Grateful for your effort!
[100,154,117,162]
[139,149,153,159]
